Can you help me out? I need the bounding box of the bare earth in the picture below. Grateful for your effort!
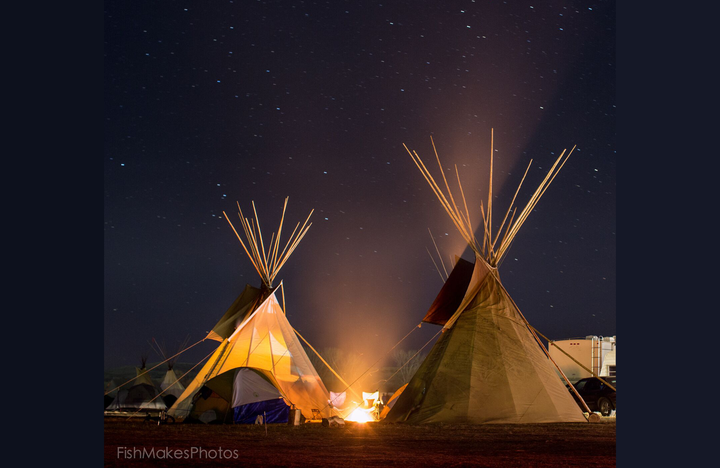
[104,417,616,467]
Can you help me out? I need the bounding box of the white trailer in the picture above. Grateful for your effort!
[548,335,616,383]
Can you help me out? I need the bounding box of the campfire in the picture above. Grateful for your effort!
[344,406,375,423]
[342,391,383,423]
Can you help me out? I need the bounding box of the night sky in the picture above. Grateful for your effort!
[104,0,615,372]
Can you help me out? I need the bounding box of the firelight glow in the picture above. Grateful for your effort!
[345,407,374,423]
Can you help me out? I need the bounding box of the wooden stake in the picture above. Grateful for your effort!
[227,199,312,288]
[406,145,475,251]
[405,132,575,268]
[428,228,448,279]
[270,197,289,275]
[454,165,472,235]
[496,149,569,260]
[251,202,271,280]
[280,281,287,315]
[224,211,264,279]
[491,159,533,253]
[431,136,464,234]
[426,248,446,283]
[487,128,494,247]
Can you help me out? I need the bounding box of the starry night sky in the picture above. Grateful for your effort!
[104,0,615,372]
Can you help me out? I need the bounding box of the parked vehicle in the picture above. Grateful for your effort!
[549,335,615,383]
[572,376,616,416]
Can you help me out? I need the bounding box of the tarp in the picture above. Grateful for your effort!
[232,368,283,407]
[233,399,290,424]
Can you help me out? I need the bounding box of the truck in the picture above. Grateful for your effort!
[548,335,616,384]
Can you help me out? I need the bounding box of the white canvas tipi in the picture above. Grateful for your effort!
[385,133,587,424]
[168,199,334,423]
[159,367,185,403]
[106,358,167,412]
[149,338,188,407]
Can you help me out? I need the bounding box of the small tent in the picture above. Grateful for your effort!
[168,199,334,423]
[385,134,587,424]
[106,360,167,412]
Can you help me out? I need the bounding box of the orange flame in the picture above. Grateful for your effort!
[345,406,374,423]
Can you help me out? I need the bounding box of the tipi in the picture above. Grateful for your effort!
[150,338,189,408]
[106,357,167,412]
[384,133,587,424]
[168,198,335,424]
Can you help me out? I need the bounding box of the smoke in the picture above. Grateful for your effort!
[280,130,543,381]
[234,130,572,392]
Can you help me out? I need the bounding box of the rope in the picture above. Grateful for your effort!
[119,310,295,419]
[489,275,593,415]
[531,326,616,392]
[292,326,362,401]
[160,327,290,420]
[312,322,426,416]
[121,341,218,420]
[339,322,423,394]
[109,320,432,420]
[380,326,443,386]
[105,337,206,396]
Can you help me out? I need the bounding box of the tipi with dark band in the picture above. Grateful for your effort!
[385,132,587,424]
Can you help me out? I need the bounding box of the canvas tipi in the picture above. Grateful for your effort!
[106,357,167,412]
[384,133,587,424]
[168,199,334,424]
[150,338,189,408]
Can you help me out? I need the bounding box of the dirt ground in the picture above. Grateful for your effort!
[104,416,615,467]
